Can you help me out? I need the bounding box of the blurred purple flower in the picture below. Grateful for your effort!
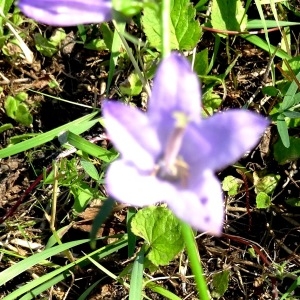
[18,0,112,26]
[103,53,269,236]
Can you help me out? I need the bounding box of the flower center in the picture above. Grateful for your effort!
[153,111,190,185]
[156,157,189,185]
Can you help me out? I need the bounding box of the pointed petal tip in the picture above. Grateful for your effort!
[148,52,201,123]
[185,110,269,171]
[166,171,224,236]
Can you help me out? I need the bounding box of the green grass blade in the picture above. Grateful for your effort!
[0,239,90,286]
[78,279,104,300]
[3,236,128,300]
[247,19,300,29]
[90,197,115,249]
[0,111,99,158]
[280,277,300,300]
[146,282,182,300]
[106,21,125,94]
[63,130,118,163]
[127,207,137,258]
[0,0,14,15]
[253,0,271,53]
[129,247,145,300]
[241,34,291,60]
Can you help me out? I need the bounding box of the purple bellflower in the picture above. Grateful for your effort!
[18,0,112,26]
[103,53,269,236]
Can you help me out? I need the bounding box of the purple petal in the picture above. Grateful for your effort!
[18,0,112,26]
[106,160,223,235]
[148,53,201,129]
[167,170,224,236]
[103,101,161,170]
[106,160,176,206]
[182,110,269,171]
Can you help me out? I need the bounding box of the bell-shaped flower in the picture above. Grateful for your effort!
[103,53,269,236]
[18,0,112,26]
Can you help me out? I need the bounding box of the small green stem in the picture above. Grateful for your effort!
[161,0,171,58]
[112,20,151,97]
[181,221,210,300]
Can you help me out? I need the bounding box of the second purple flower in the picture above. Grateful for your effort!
[18,0,112,26]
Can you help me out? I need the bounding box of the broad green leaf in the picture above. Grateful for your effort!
[100,22,114,49]
[222,176,243,196]
[202,89,222,115]
[50,28,66,44]
[142,0,201,51]
[211,0,247,37]
[15,103,33,126]
[84,38,107,51]
[4,93,33,126]
[113,0,145,17]
[120,71,143,96]
[274,137,300,164]
[34,34,57,57]
[276,116,290,148]
[34,29,66,57]
[4,95,18,119]
[285,198,300,207]
[262,86,279,97]
[253,172,280,195]
[256,192,271,209]
[71,182,94,213]
[80,159,100,181]
[280,70,300,111]
[283,110,300,119]
[211,270,230,298]
[286,116,300,128]
[193,49,209,76]
[131,206,184,266]
[77,24,87,43]
[5,92,28,118]
[282,56,300,77]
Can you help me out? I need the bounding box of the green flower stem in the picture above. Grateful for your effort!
[181,221,210,300]
[161,0,171,58]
